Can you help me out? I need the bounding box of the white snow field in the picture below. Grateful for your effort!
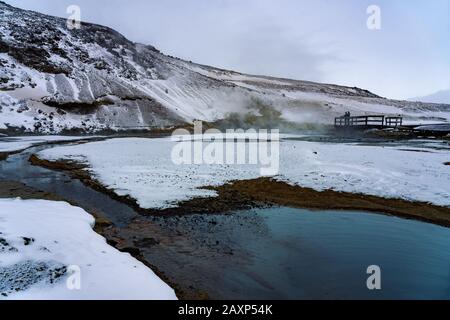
[0,135,100,154]
[37,137,450,209]
[0,198,177,300]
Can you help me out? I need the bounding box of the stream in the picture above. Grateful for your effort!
[0,140,449,299]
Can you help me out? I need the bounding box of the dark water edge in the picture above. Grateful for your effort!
[0,142,449,299]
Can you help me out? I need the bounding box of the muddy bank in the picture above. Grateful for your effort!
[0,149,24,161]
[0,180,66,201]
[30,155,450,228]
[207,178,450,228]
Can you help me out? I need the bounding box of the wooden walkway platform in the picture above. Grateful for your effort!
[334,114,450,137]
[334,115,403,130]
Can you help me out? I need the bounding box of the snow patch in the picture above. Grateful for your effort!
[37,137,450,209]
[0,198,177,300]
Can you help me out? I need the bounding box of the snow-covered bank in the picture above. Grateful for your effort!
[0,198,177,300]
[279,140,450,206]
[0,135,101,154]
[39,138,263,209]
[37,137,450,208]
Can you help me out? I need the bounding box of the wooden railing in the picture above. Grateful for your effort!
[334,115,403,128]
[385,117,403,127]
[335,115,384,127]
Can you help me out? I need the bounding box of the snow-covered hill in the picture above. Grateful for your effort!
[1,1,449,133]
[411,89,450,105]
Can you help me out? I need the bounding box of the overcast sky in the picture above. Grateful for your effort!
[5,0,450,100]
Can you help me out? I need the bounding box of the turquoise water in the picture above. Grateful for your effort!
[219,207,450,299]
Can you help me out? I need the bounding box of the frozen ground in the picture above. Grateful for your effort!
[0,198,177,300]
[0,135,100,154]
[279,139,450,206]
[37,136,450,208]
[39,137,263,209]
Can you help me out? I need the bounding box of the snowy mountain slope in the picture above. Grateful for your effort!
[0,1,449,134]
[411,89,450,105]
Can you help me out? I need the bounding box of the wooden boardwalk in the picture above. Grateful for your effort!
[334,114,450,137]
[334,115,403,130]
